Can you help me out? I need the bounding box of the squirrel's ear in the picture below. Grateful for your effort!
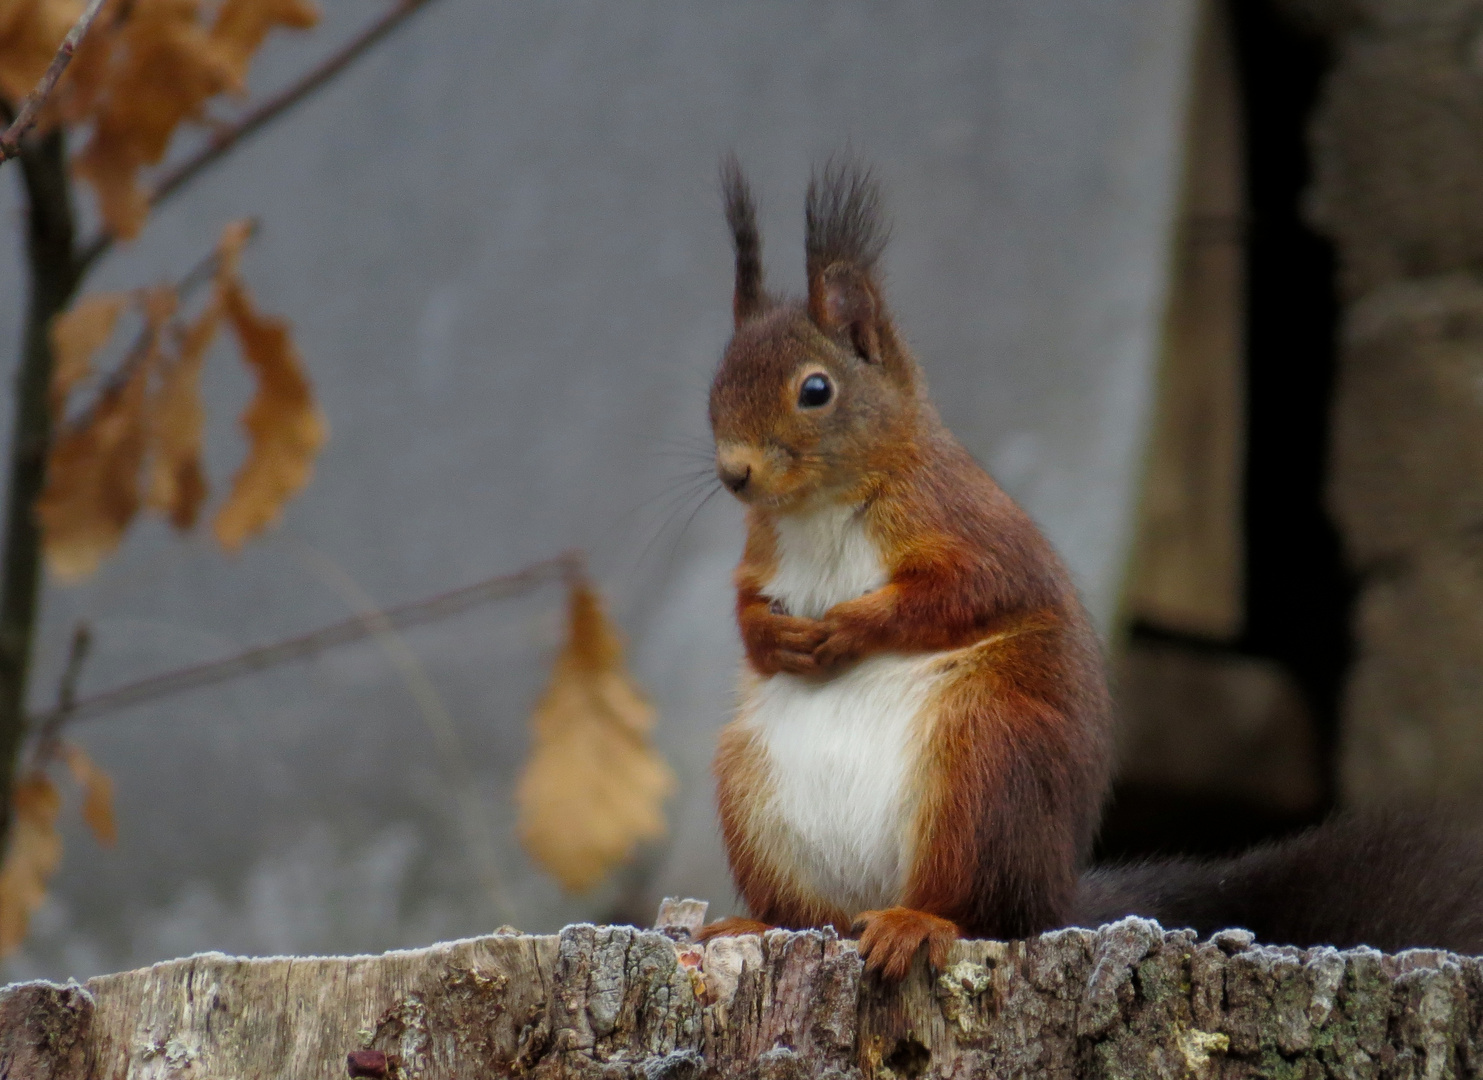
[721,154,767,326]
[804,156,890,363]
[810,262,882,363]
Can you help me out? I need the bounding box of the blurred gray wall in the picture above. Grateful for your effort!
[0,0,1196,979]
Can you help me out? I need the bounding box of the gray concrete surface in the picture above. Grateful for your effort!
[0,0,1196,979]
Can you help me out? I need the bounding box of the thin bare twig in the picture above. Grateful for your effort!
[0,0,108,164]
[29,621,91,769]
[294,544,516,922]
[53,621,91,716]
[172,218,260,296]
[28,551,584,729]
[76,0,441,270]
[61,219,260,435]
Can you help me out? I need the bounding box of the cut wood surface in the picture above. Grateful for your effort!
[0,900,1479,1078]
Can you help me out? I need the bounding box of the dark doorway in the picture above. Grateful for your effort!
[1095,0,1350,863]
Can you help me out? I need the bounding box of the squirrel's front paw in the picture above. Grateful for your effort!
[852,907,959,982]
[811,632,858,671]
[743,612,829,675]
[812,617,866,671]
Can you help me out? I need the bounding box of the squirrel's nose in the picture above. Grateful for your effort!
[718,461,752,494]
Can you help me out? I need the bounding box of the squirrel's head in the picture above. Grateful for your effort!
[709,156,924,512]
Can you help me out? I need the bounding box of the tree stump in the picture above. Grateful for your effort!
[0,901,1478,1078]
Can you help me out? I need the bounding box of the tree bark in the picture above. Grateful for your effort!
[1,907,1478,1078]
[0,125,82,848]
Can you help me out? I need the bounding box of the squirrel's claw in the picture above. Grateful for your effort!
[852,907,959,982]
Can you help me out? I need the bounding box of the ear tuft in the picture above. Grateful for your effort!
[804,154,889,282]
[805,155,890,360]
[721,154,767,325]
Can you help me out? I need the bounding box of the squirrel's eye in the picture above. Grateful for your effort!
[798,373,833,409]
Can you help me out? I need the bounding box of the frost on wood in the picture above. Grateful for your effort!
[2,910,1481,1079]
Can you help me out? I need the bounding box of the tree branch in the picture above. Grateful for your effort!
[0,0,109,164]
[27,621,90,770]
[75,0,442,271]
[0,124,83,853]
[59,219,261,438]
[28,552,582,730]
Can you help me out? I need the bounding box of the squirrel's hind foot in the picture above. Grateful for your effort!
[853,907,959,982]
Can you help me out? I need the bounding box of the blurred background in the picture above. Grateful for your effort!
[0,0,1473,980]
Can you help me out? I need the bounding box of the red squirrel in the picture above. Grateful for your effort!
[694,157,1114,980]
[694,157,1483,977]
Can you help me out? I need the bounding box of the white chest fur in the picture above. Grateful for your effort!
[763,503,886,619]
[743,654,942,913]
[744,503,937,914]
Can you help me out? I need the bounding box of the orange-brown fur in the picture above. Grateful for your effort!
[701,158,1113,978]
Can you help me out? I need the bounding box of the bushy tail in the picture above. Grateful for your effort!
[1074,809,1483,954]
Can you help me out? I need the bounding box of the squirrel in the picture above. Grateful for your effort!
[695,155,1483,978]
[694,156,1114,981]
